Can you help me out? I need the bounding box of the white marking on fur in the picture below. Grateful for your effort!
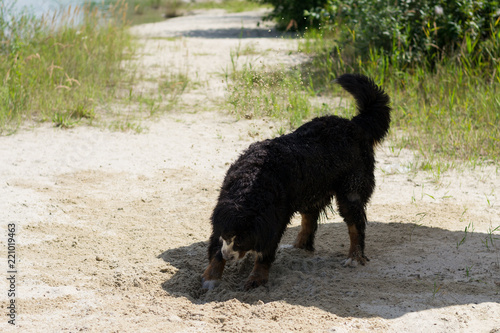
[201,279,219,290]
[221,236,238,261]
[342,258,359,267]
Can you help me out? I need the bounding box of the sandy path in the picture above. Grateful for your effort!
[1,9,499,332]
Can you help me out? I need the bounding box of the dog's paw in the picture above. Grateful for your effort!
[244,277,267,290]
[293,233,315,252]
[342,257,359,267]
[342,255,369,267]
[201,278,220,290]
[293,241,315,252]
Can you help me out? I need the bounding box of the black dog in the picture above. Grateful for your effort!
[202,73,391,290]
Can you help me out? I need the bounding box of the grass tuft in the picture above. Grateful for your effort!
[0,1,134,133]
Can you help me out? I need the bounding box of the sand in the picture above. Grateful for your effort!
[1,8,499,333]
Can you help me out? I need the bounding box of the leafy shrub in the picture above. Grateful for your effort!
[255,0,328,30]
[308,0,500,66]
[258,0,500,66]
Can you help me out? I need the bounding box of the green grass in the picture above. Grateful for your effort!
[0,1,134,133]
[102,68,192,132]
[184,0,269,13]
[226,40,340,131]
[133,71,191,116]
[124,0,270,26]
[227,65,319,129]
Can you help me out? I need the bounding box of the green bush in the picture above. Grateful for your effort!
[255,0,328,30]
[308,0,500,67]
[258,0,500,66]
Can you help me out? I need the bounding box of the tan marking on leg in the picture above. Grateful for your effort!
[294,213,315,249]
[244,260,270,290]
[201,257,226,282]
[345,224,367,266]
[347,224,360,258]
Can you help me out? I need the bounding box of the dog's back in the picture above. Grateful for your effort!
[221,74,391,211]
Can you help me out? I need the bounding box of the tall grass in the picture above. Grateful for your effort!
[298,24,500,163]
[125,0,270,26]
[227,22,500,163]
[227,64,327,130]
[226,40,336,131]
[0,1,134,133]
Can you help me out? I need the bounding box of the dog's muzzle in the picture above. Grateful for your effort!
[222,250,237,261]
[221,237,239,261]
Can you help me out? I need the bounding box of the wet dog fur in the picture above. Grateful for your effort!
[202,73,391,290]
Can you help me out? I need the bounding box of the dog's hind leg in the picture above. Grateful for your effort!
[336,193,370,267]
[294,210,320,251]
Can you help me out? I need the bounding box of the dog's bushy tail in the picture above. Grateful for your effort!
[335,73,391,145]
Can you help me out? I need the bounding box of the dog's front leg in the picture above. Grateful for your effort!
[244,255,271,290]
[201,251,226,290]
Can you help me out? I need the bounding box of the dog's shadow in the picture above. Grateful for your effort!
[158,222,499,318]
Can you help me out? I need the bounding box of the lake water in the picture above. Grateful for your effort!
[4,0,109,18]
